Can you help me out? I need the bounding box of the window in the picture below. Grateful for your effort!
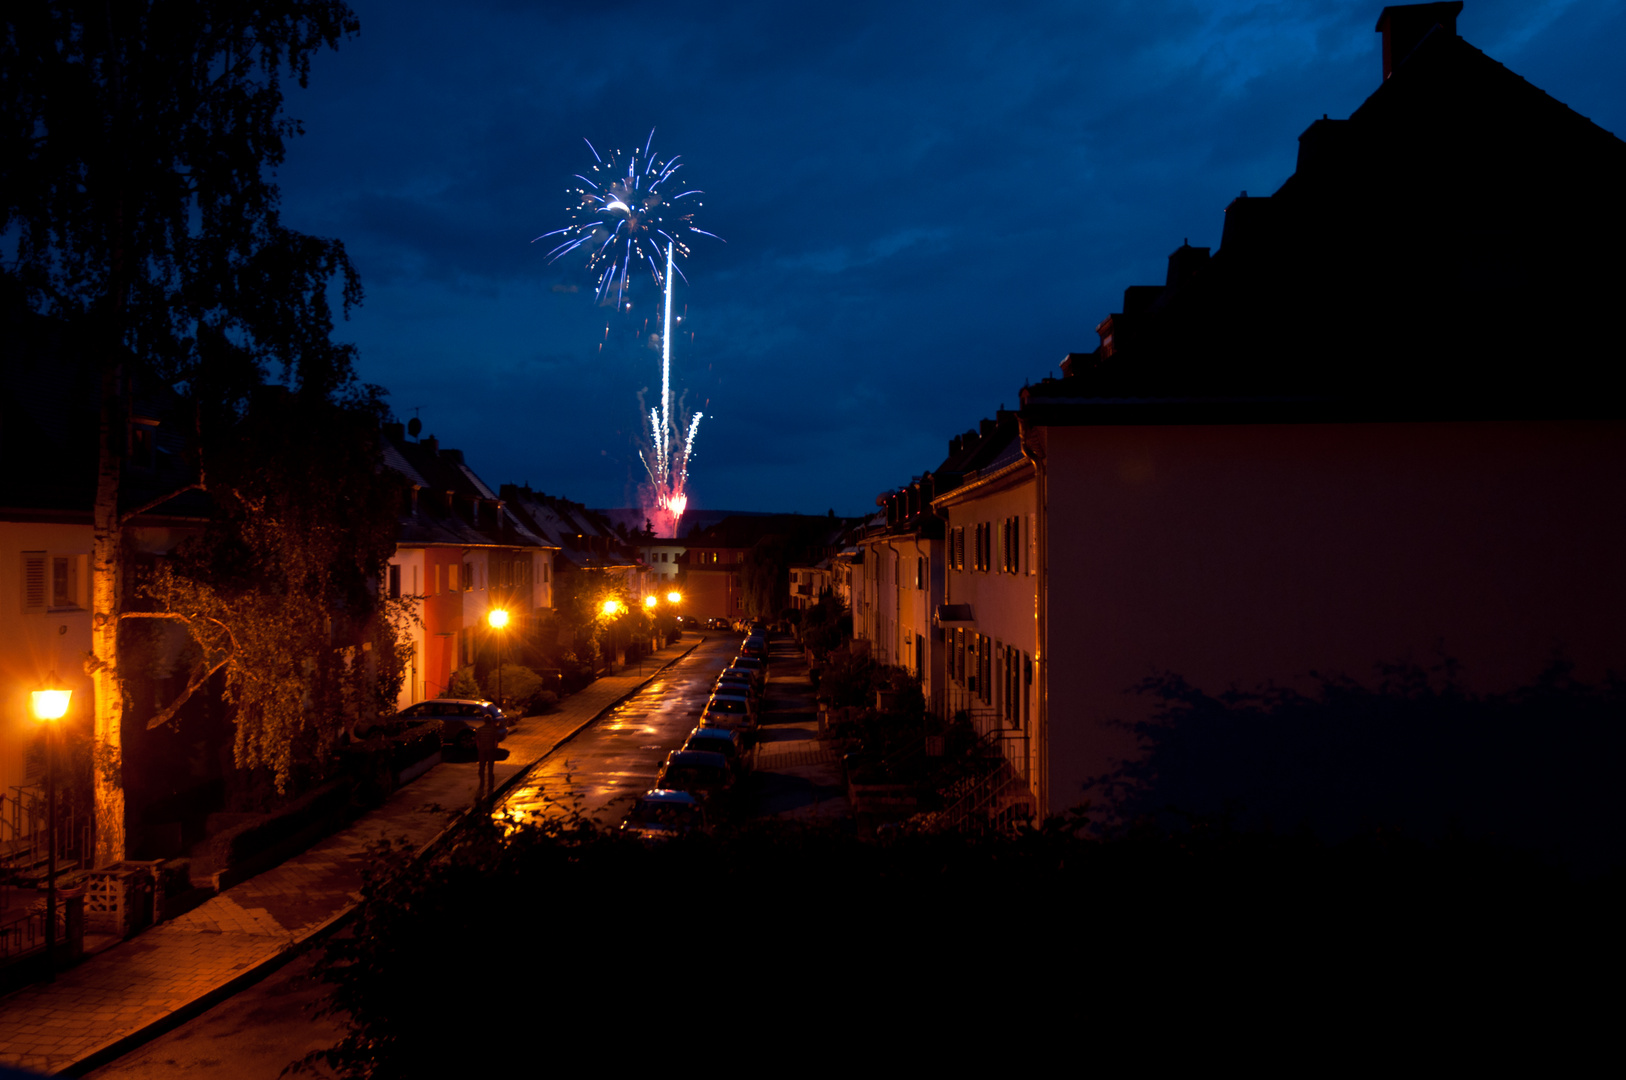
[979,635,992,703]
[1022,651,1032,729]
[388,565,402,599]
[1027,513,1037,576]
[1004,644,1020,723]
[915,556,924,590]
[20,552,46,614]
[464,561,475,591]
[447,564,457,592]
[952,526,965,571]
[52,556,82,609]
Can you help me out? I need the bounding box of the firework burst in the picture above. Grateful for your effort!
[534,129,721,307]
[538,131,719,538]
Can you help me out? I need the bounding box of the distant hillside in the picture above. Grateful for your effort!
[593,507,779,539]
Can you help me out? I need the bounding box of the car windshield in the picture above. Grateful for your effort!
[630,800,699,827]
[688,737,733,757]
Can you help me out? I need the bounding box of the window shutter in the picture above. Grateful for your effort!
[21,552,46,613]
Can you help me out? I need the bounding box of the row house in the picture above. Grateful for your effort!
[637,541,687,589]
[858,3,1626,822]
[382,428,555,708]
[787,562,829,611]
[853,480,946,711]
[679,531,750,622]
[502,485,654,604]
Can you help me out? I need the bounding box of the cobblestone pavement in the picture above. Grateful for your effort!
[0,635,701,1076]
[750,640,850,822]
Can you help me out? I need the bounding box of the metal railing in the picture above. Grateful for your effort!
[0,900,68,961]
[1,786,88,885]
[919,709,1035,833]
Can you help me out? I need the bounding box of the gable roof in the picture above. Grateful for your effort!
[1040,11,1626,415]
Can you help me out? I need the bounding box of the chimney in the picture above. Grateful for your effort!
[949,434,963,457]
[384,421,405,441]
[1376,2,1462,81]
[441,447,464,465]
[1059,352,1093,377]
[979,418,996,438]
[1165,241,1211,291]
[421,435,439,455]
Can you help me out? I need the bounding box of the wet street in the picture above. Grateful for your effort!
[495,633,742,826]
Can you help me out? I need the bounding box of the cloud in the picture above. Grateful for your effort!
[275,0,1626,511]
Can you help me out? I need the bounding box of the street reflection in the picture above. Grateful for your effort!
[491,637,735,832]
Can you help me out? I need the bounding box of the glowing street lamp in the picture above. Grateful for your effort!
[667,591,682,605]
[644,595,658,610]
[601,598,625,618]
[487,608,510,709]
[31,676,70,982]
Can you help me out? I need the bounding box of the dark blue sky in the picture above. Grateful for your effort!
[276,0,1626,517]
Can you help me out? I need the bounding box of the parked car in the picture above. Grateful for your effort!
[726,656,767,691]
[678,615,702,630]
[701,695,756,730]
[714,670,760,700]
[619,789,707,840]
[707,617,732,631]
[654,750,733,799]
[683,726,746,773]
[707,688,758,722]
[388,698,508,752]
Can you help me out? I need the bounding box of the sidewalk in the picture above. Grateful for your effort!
[751,640,849,822]
[0,634,702,1077]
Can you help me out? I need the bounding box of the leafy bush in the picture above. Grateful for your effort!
[482,663,542,709]
[446,666,480,699]
[527,689,559,714]
[300,811,1611,1077]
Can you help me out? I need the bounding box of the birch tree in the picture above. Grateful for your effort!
[2,1,360,863]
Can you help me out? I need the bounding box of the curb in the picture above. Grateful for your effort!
[57,635,706,1077]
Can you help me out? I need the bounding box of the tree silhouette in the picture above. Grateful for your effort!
[2,1,361,862]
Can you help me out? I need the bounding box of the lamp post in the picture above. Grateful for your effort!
[599,598,625,670]
[487,608,510,710]
[31,678,71,983]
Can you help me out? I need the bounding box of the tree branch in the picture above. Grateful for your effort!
[145,654,232,730]
[120,482,206,525]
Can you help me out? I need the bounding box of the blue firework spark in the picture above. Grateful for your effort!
[534,129,721,305]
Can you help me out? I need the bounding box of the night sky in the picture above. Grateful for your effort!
[274,0,1626,517]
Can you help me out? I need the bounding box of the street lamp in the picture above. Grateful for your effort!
[667,590,682,605]
[487,608,509,710]
[31,676,70,983]
[643,595,657,610]
[600,598,625,618]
